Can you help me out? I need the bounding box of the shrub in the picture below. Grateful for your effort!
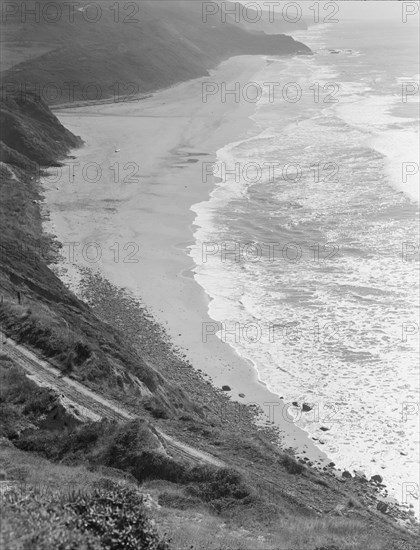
[144,397,169,419]
[15,430,66,460]
[186,467,252,508]
[102,420,158,470]
[67,487,169,550]
[0,362,54,422]
[280,453,305,475]
[158,491,201,510]
[1,485,169,550]
[132,451,187,483]
[22,391,55,416]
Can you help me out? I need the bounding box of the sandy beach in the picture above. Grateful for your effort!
[44,55,329,465]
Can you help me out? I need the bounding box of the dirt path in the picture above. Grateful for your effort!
[1,335,225,468]
[3,335,411,527]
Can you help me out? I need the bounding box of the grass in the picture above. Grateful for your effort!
[144,498,396,550]
[0,359,260,518]
[0,443,169,549]
[1,483,169,550]
[0,358,416,549]
[1,354,418,549]
[280,452,307,475]
[0,446,399,550]
[0,358,56,439]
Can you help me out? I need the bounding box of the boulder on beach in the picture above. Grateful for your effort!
[371,474,383,484]
[320,426,329,431]
[221,385,231,391]
[377,501,388,514]
[342,471,352,479]
[292,401,299,407]
[354,470,368,482]
[302,403,313,412]
[238,393,245,398]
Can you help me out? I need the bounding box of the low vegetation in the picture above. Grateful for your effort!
[2,484,169,550]
[281,452,307,475]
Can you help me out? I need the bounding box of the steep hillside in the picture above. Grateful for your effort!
[0,93,82,165]
[0,93,190,418]
[1,0,311,104]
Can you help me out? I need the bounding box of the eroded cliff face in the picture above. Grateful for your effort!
[0,93,82,167]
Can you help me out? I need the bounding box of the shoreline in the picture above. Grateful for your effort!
[43,55,330,467]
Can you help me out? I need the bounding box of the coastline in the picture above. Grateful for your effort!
[43,55,329,467]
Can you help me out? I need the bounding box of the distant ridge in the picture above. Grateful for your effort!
[1,0,311,104]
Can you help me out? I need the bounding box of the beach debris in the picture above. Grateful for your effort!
[221,385,231,391]
[320,426,329,431]
[115,148,121,152]
[238,393,245,398]
[292,401,299,407]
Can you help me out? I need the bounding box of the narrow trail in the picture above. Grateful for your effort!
[1,335,225,469]
[0,337,324,515]
[1,336,398,521]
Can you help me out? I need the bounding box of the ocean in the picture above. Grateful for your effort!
[190,18,419,512]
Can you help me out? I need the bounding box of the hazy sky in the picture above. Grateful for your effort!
[235,1,419,24]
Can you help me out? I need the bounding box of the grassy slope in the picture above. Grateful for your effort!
[1,1,311,104]
[1,355,416,550]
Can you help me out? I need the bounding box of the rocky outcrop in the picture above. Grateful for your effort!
[38,394,84,430]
